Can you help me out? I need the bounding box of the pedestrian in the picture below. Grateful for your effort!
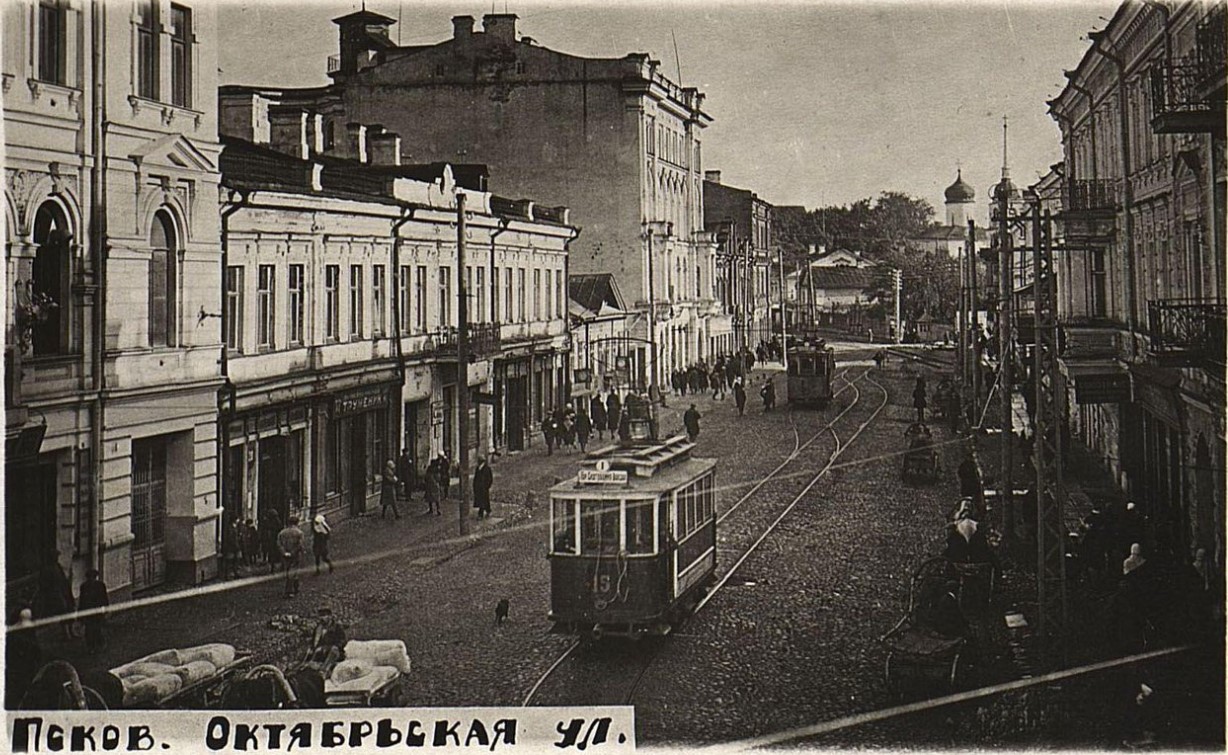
[912,376,927,423]
[874,350,885,369]
[734,380,747,416]
[424,469,441,516]
[260,508,283,572]
[473,456,493,520]
[541,414,556,455]
[711,369,723,400]
[606,393,621,435]
[77,569,109,654]
[381,460,402,519]
[312,514,334,574]
[397,447,415,500]
[435,452,453,500]
[683,404,701,441]
[241,518,258,566]
[868,327,874,343]
[575,411,592,452]
[222,513,243,579]
[760,378,776,411]
[591,396,607,440]
[277,515,306,598]
[37,552,75,640]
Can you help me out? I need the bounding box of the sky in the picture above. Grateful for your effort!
[218,0,1118,223]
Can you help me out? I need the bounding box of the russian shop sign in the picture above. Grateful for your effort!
[1074,373,1131,404]
[335,386,388,417]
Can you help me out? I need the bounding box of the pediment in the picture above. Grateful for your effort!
[129,133,217,173]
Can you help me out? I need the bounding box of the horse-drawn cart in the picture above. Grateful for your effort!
[901,423,940,483]
[880,558,970,696]
[107,643,255,709]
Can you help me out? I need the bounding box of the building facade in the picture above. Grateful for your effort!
[567,274,632,401]
[5,0,223,601]
[703,171,775,355]
[222,10,718,396]
[1048,1,1224,572]
[218,114,575,531]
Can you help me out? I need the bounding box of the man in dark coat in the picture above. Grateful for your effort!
[575,411,592,452]
[77,569,109,653]
[590,396,607,440]
[473,457,494,519]
[380,460,402,520]
[760,378,776,411]
[38,553,75,640]
[541,415,556,455]
[397,448,415,500]
[606,393,621,434]
[913,376,928,422]
[683,404,701,441]
[734,380,747,416]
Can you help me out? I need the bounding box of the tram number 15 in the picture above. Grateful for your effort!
[591,574,612,593]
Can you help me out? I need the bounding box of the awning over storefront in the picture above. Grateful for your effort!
[1062,359,1131,404]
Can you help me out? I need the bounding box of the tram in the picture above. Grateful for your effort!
[786,337,837,407]
[548,395,717,639]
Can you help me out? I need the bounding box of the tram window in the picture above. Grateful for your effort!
[580,500,620,554]
[701,475,714,521]
[625,498,655,554]
[552,498,576,553]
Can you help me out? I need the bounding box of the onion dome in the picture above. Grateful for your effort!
[944,170,976,203]
[992,171,1019,203]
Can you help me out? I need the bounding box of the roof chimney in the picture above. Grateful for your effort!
[704,170,722,184]
[482,14,517,43]
[345,123,368,163]
[268,106,309,160]
[370,132,402,166]
[453,15,474,39]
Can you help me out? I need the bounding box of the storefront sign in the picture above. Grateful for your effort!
[578,469,629,485]
[473,392,499,406]
[335,386,388,417]
[1074,373,1131,405]
[431,401,446,426]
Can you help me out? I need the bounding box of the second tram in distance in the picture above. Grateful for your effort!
[787,338,837,407]
[547,400,717,640]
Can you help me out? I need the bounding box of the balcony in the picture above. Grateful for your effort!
[1150,10,1226,137]
[1147,299,1226,368]
[427,322,502,360]
[327,55,342,75]
[1059,179,1119,246]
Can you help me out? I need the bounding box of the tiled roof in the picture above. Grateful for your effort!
[569,273,625,314]
[807,266,877,291]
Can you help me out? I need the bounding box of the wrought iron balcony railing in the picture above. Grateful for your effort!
[427,322,502,359]
[1197,5,1226,92]
[1063,179,1119,213]
[1147,299,1226,367]
[1150,16,1226,136]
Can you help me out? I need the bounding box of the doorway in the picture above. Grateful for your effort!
[258,435,288,525]
[506,376,527,451]
[349,414,368,516]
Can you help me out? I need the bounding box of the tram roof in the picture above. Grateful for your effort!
[550,435,717,496]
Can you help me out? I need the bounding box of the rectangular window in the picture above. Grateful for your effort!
[325,265,340,341]
[625,499,655,554]
[38,0,66,85]
[465,266,473,323]
[504,267,513,323]
[257,264,275,349]
[288,264,304,346]
[349,265,363,339]
[475,267,485,324]
[399,265,412,333]
[438,267,451,328]
[137,0,157,98]
[225,266,243,350]
[415,265,427,330]
[492,266,500,324]
[552,498,576,553]
[518,268,526,322]
[148,250,171,347]
[533,269,541,321]
[556,269,564,319]
[170,4,192,108]
[372,264,385,336]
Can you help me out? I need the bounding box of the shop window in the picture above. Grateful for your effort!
[148,210,177,347]
[30,202,71,356]
[38,0,66,85]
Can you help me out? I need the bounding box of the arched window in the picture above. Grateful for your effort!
[31,202,71,356]
[148,210,177,347]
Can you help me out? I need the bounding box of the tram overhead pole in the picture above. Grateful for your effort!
[456,192,471,537]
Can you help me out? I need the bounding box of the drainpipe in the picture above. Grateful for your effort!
[89,0,108,575]
[216,186,250,538]
[562,226,581,402]
[390,206,416,385]
[487,217,509,450]
[1088,31,1138,336]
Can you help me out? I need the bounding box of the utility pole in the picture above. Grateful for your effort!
[645,224,658,397]
[777,245,788,365]
[892,268,902,344]
[969,219,981,427]
[996,116,1015,554]
[456,193,471,537]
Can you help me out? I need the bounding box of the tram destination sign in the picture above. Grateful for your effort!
[577,469,629,485]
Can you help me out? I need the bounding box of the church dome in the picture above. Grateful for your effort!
[944,170,976,203]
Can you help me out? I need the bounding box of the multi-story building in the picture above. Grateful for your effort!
[221,10,717,399]
[1048,0,1224,571]
[568,274,632,401]
[217,111,575,529]
[703,171,774,354]
[5,0,223,600]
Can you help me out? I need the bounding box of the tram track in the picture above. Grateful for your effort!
[522,367,891,709]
